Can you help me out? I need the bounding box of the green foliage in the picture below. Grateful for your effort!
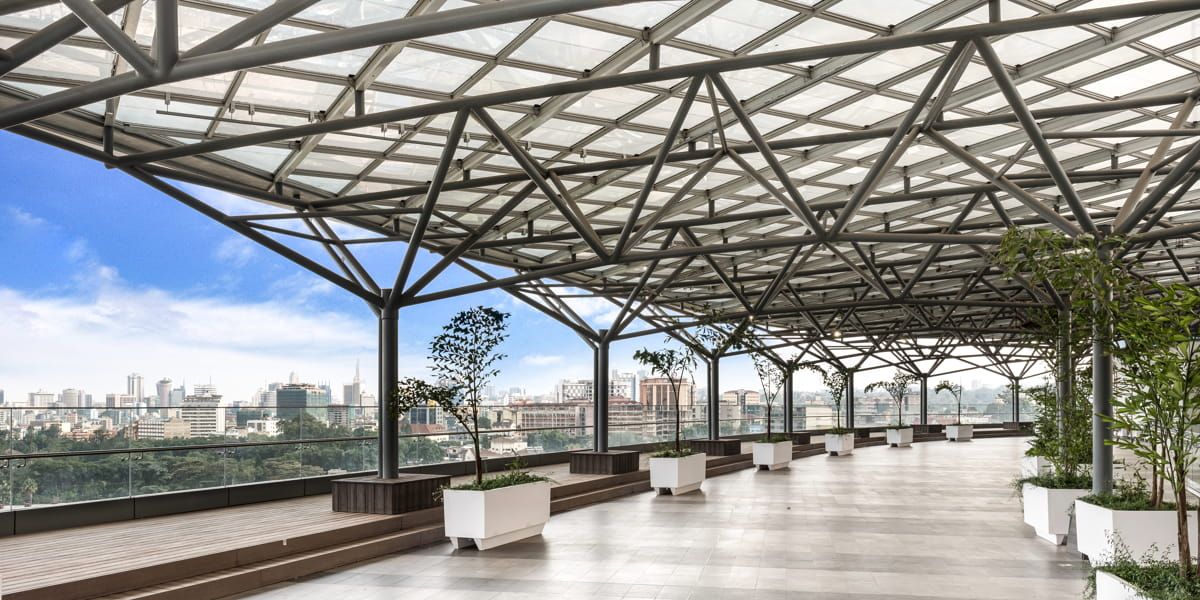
[750,353,784,439]
[1023,375,1091,478]
[1089,545,1200,600]
[1012,472,1092,497]
[449,458,549,491]
[1106,281,1200,576]
[650,446,697,458]
[634,346,698,454]
[392,377,458,419]
[797,363,848,429]
[760,434,791,443]
[826,427,855,435]
[935,380,963,424]
[429,306,510,485]
[865,372,918,427]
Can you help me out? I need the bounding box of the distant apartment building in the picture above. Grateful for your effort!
[513,400,590,436]
[555,379,592,403]
[162,417,191,439]
[245,418,279,436]
[28,390,54,406]
[59,388,83,408]
[639,378,695,436]
[134,414,164,440]
[276,383,331,421]
[181,391,223,437]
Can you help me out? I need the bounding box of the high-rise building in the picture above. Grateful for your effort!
[342,361,363,408]
[168,386,185,407]
[60,388,83,408]
[556,379,592,403]
[156,378,172,410]
[276,382,331,421]
[611,370,637,402]
[181,390,223,437]
[28,390,54,406]
[127,373,144,403]
[639,378,695,437]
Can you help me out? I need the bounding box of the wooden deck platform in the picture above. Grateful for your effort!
[0,430,1028,600]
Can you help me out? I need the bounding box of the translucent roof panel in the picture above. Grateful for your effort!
[3,0,1199,345]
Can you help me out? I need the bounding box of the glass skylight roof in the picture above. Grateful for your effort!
[2,0,1200,346]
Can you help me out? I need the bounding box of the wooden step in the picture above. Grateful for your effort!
[92,525,445,600]
[4,507,437,600]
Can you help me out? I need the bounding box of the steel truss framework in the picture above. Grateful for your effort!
[6,0,1200,470]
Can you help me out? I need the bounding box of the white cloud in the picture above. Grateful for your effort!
[520,354,564,367]
[214,236,257,268]
[0,282,379,403]
[7,206,48,228]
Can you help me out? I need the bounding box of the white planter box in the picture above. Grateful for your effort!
[886,427,913,447]
[649,452,706,495]
[1076,500,1199,565]
[1095,571,1148,600]
[1022,484,1088,545]
[824,433,855,456]
[1020,455,1051,477]
[946,424,974,441]
[753,441,792,471]
[443,480,551,550]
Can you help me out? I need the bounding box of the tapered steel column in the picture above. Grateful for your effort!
[1093,230,1114,494]
[919,375,929,425]
[1012,378,1021,422]
[1057,305,1071,470]
[783,368,794,433]
[708,355,720,439]
[845,370,856,429]
[379,291,399,479]
[595,331,610,452]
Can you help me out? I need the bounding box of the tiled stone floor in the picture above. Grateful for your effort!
[231,437,1089,599]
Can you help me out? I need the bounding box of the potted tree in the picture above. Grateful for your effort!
[430,307,551,551]
[21,478,36,507]
[936,380,972,441]
[634,346,704,495]
[750,353,790,471]
[1085,282,1200,589]
[1020,383,1056,477]
[866,372,917,448]
[997,228,1107,545]
[1016,365,1093,545]
[800,363,854,456]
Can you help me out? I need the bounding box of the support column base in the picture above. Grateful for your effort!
[688,439,742,456]
[332,474,449,514]
[568,450,640,475]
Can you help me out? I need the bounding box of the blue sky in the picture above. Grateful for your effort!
[0,130,777,403]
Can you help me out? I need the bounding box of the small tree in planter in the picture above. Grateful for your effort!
[428,307,550,550]
[798,363,854,456]
[865,372,917,447]
[635,346,703,494]
[750,353,790,470]
[935,380,973,441]
[1093,282,1200,577]
[429,306,510,486]
[21,478,36,507]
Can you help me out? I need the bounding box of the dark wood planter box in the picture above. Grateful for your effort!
[331,474,449,514]
[854,428,873,439]
[688,439,742,456]
[569,450,640,475]
[917,424,944,434]
[788,432,812,445]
